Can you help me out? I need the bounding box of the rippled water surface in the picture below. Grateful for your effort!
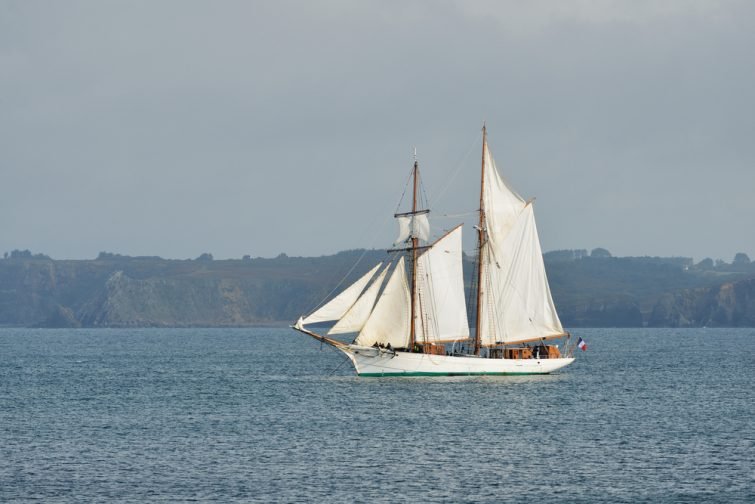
[1,327,753,503]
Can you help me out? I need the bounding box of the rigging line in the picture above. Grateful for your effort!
[305,247,368,315]
[310,158,431,317]
[466,250,479,333]
[394,166,416,215]
[486,266,503,346]
[424,130,480,211]
[419,170,430,212]
[305,138,468,318]
[304,197,397,316]
[305,151,429,317]
[419,252,443,344]
[327,352,352,376]
[434,211,478,219]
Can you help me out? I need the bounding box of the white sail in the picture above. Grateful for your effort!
[328,264,390,334]
[414,213,430,242]
[302,262,382,325]
[396,217,411,244]
[482,142,526,240]
[395,213,430,244]
[292,127,577,377]
[415,226,470,343]
[355,257,411,348]
[478,142,564,345]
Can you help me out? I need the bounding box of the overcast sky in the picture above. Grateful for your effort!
[1,0,753,261]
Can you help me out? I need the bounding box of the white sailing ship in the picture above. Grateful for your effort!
[293,126,576,376]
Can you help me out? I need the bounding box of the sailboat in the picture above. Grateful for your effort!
[293,126,576,376]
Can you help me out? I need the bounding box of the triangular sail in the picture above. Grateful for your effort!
[329,264,390,334]
[415,226,470,343]
[301,262,382,325]
[478,142,564,345]
[354,257,411,348]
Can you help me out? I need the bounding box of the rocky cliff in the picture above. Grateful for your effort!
[649,278,755,327]
[0,252,383,328]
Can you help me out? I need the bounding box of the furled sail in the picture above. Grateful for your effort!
[478,143,564,345]
[301,262,383,325]
[329,264,390,334]
[414,225,470,343]
[354,257,411,348]
[395,213,430,244]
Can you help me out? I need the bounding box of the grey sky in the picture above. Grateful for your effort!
[1,0,753,261]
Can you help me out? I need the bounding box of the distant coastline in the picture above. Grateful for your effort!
[1,248,754,329]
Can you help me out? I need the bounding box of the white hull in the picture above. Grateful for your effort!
[340,345,574,377]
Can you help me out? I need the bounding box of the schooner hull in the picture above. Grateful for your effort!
[340,345,574,377]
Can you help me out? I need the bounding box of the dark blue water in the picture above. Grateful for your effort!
[0,328,752,503]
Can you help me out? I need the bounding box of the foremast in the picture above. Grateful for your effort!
[386,154,429,351]
[396,157,425,351]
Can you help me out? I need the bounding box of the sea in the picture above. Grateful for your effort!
[0,327,752,503]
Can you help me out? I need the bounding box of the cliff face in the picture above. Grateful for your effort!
[649,278,755,327]
[76,271,308,327]
[559,296,644,328]
[78,271,249,327]
[1,253,754,328]
[0,260,103,327]
[0,253,382,328]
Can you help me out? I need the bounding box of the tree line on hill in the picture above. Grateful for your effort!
[0,247,753,328]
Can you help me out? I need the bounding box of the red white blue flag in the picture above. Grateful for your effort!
[577,337,587,351]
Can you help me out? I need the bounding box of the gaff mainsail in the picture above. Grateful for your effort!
[477,141,565,346]
[414,225,469,343]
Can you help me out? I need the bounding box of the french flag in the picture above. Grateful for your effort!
[577,337,587,351]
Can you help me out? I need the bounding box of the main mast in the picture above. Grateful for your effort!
[474,124,487,355]
[409,158,419,351]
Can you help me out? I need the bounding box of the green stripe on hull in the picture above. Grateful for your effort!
[358,371,551,377]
